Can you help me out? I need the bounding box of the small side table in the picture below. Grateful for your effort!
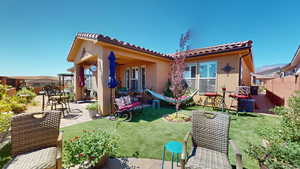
[152,99,160,109]
[162,141,182,169]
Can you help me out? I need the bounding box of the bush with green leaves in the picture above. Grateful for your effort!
[0,112,13,133]
[86,102,98,111]
[16,87,36,103]
[0,84,8,100]
[63,130,119,168]
[0,96,26,114]
[246,91,300,169]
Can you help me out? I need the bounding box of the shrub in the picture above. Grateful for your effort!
[0,100,12,113]
[0,96,27,114]
[16,87,36,103]
[0,112,13,133]
[10,103,26,114]
[63,130,119,168]
[86,102,98,111]
[0,85,8,100]
[246,91,300,169]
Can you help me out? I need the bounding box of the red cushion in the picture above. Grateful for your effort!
[229,94,249,99]
[131,102,141,106]
[178,96,188,99]
[205,92,219,96]
[119,102,141,111]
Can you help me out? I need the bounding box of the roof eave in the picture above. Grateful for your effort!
[185,46,251,58]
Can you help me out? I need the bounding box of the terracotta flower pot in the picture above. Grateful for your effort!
[90,154,109,169]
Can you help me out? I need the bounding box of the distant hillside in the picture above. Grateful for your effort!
[255,64,286,74]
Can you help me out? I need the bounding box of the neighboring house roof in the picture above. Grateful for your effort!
[7,76,58,81]
[68,32,253,61]
[255,64,286,75]
[250,72,278,80]
[172,40,253,58]
[281,46,300,72]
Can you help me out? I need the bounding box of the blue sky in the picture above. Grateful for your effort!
[0,0,299,76]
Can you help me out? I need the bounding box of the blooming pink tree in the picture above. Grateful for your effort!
[170,30,191,111]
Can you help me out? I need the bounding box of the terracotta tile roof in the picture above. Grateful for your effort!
[171,40,253,58]
[75,32,252,60]
[76,32,172,59]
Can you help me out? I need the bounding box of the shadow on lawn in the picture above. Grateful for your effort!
[130,106,176,122]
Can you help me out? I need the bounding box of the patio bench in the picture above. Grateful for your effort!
[114,95,143,121]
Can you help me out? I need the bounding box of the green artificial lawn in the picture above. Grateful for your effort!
[0,106,280,169]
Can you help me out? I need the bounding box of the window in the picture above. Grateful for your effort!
[184,63,197,89]
[125,69,130,89]
[199,61,217,93]
[124,66,146,91]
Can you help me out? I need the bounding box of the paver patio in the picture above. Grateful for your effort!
[26,96,93,128]
[70,158,180,169]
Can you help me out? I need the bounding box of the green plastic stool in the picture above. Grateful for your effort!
[162,141,183,169]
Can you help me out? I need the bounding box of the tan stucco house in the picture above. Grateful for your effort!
[67,32,254,115]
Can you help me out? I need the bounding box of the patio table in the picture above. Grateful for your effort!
[50,95,70,117]
[162,141,183,169]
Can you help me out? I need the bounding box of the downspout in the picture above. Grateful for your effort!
[238,48,252,86]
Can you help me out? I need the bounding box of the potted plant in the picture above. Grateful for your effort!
[64,130,119,169]
[86,102,98,119]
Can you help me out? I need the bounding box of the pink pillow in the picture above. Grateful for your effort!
[123,96,132,105]
[115,98,125,107]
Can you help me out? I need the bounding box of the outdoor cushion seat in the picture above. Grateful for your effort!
[4,147,57,169]
[204,92,220,97]
[119,101,141,111]
[229,94,249,99]
[186,147,231,169]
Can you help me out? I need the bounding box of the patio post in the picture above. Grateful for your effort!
[96,49,111,116]
[74,64,83,101]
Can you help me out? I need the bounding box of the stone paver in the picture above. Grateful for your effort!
[26,96,93,128]
[70,158,181,169]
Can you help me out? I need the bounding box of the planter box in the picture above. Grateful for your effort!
[91,155,108,169]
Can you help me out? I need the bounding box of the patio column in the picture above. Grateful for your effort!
[74,64,83,101]
[97,49,111,116]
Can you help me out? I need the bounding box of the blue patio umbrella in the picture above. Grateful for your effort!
[108,51,118,114]
[108,51,118,88]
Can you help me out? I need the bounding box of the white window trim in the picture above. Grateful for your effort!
[124,65,146,91]
[199,61,218,92]
[184,63,197,79]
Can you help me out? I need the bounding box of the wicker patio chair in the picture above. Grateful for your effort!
[180,111,243,169]
[3,111,63,169]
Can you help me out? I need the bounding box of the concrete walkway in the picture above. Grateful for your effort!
[70,158,181,169]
